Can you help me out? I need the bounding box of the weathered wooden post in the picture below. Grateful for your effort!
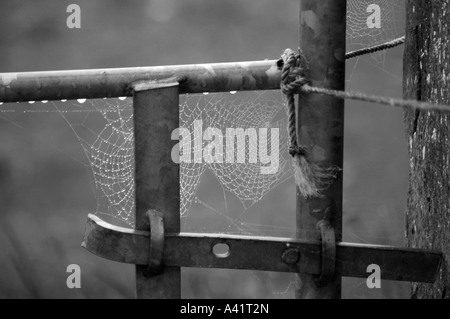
[403,0,450,299]
[133,80,181,299]
[296,0,346,299]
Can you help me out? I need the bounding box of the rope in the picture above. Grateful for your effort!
[280,38,450,197]
[302,85,450,112]
[345,36,405,59]
[277,37,406,66]
[280,48,308,157]
[281,49,336,197]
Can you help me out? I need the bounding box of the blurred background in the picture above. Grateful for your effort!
[0,0,408,298]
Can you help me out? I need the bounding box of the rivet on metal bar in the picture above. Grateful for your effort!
[145,209,165,277]
[282,247,301,266]
[315,220,336,287]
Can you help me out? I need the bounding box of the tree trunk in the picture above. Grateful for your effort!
[403,0,450,299]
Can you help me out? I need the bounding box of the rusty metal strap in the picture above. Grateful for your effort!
[82,214,443,284]
[145,209,164,277]
[315,220,336,287]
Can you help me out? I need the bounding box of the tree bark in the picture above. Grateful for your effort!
[404,0,450,299]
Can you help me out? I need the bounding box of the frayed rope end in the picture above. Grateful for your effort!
[292,154,338,198]
[281,48,339,197]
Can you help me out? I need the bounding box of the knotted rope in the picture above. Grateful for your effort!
[280,38,450,197]
[280,49,308,158]
[279,37,450,196]
[280,49,336,197]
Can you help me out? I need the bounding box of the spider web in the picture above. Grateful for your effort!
[49,91,292,228]
[347,0,406,65]
[0,0,408,299]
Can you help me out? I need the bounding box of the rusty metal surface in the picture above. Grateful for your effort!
[296,0,347,299]
[133,81,181,298]
[0,60,280,103]
[145,209,164,277]
[337,243,443,284]
[82,214,443,283]
[315,220,336,287]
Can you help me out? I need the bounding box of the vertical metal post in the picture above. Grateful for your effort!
[296,0,346,299]
[133,81,181,299]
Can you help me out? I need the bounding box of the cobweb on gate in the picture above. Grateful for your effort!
[347,0,406,65]
[0,1,407,231]
[55,98,136,225]
[0,0,408,299]
[50,91,292,227]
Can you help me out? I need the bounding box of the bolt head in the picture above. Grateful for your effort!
[282,248,300,265]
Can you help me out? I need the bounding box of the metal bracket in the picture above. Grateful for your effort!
[145,209,164,277]
[82,214,443,284]
[315,220,336,287]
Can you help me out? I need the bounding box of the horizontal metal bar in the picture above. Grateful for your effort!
[83,214,442,283]
[0,60,281,103]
